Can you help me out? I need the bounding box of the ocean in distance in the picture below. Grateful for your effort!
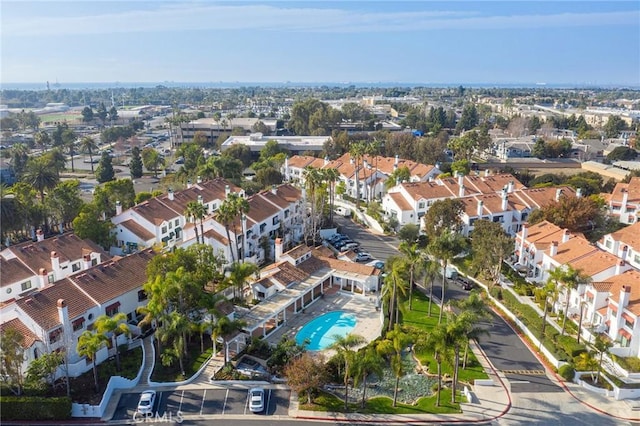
[2,81,636,91]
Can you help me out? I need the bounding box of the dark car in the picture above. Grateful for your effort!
[457,277,475,291]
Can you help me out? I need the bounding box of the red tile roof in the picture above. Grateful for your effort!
[119,219,155,241]
[0,318,40,348]
[0,257,35,287]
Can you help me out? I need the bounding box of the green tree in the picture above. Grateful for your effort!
[381,256,410,331]
[428,230,467,324]
[26,351,64,392]
[108,106,119,124]
[129,146,143,178]
[283,353,329,405]
[255,167,283,188]
[528,195,605,233]
[42,148,67,178]
[141,147,165,178]
[377,325,413,407]
[22,156,59,202]
[95,151,115,183]
[72,203,114,249]
[79,136,98,173]
[34,130,51,153]
[226,261,259,301]
[352,345,385,408]
[94,313,131,371]
[93,178,136,216]
[424,322,449,406]
[558,267,590,337]
[185,201,206,244]
[593,335,613,384]
[423,198,464,240]
[399,242,421,310]
[0,328,26,396]
[81,106,94,123]
[96,102,108,125]
[456,104,478,133]
[215,192,249,263]
[451,159,471,176]
[62,127,77,172]
[384,165,411,190]
[76,330,108,392]
[532,139,546,159]
[10,143,30,180]
[212,316,247,365]
[603,115,626,139]
[329,333,365,410]
[471,220,514,288]
[46,180,84,232]
[606,146,637,162]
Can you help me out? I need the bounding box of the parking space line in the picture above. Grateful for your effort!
[200,390,206,416]
[178,390,184,412]
[157,392,163,413]
[266,389,272,415]
[244,390,249,415]
[222,389,229,415]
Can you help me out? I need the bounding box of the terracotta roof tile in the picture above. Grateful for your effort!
[69,249,156,305]
[287,155,318,169]
[609,222,640,252]
[400,181,455,201]
[245,194,281,224]
[569,251,620,276]
[553,237,598,264]
[203,228,229,245]
[0,318,40,348]
[610,178,640,204]
[0,257,35,287]
[119,219,155,241]
[283,245,312,260]
[605,270,640,316]
[592,282,613,292]
[131,198,178,225]
[16,280,98,331]
[388,192,413,211]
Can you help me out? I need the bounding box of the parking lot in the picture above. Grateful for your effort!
[113,387,290,420]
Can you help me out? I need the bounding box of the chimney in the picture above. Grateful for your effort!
[30,226,36,241]
[616,260,626,276]
[518,223,528,264]
[457,172,464,187]
[484,169,490,177]
[115,200,122,215]
[39,268,48,288]
[275,238,283,262]
[225,184,231,198]
[620,285,632,308]
[271,185,278,195]
[477,200,484,217]
[576,188,583,198]
[501,191,508,211]
[51,251,60,274]
[394,155,399,166]
[459,184,465,198]
[621,189,629,208]
[324,156,329,166]
[241,214,248,260]
[168,188,174,201]
[187,179,192,189]
[197,175,202,184]
[284,156,289,180]
[57,298,70,334]
[549,241,558,257]
[508,180,515,193]
[197,194,203,205]
[36,228,44,242]
[350,158,354,165]
[562,229,570,244]
[621,245,629,261]
[555,188,563,202]
[83,254,92,270]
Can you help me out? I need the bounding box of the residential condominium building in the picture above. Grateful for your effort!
[283,153,440,202]
[606,177,640,224]
[0,249,155,378]
[597,221,640,270]
[0,232,110,304]
[382,170,576,236]
[222,134,330,157]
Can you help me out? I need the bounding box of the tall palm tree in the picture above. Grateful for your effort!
[352,346,385,408]
[559,266,590,337]
[593,335,613,384]
[322,168,340,223]
[43,148,67,178]
[381,256,409,331]
[79,136,98,173]
[399,241,421,310]
[76,330,108,392]
[93,313,131,371]
[185,201,206,244]
[215,192,249,263]
[427,230,467,324]
[160,311,190,375]
[453,292,490,369]
[543,266,565,336]
[22,157,59,202]
[349,141,366,210]
[378,325,413,407]
[419,254,440,317]
[329,333,365,411]
[226,261,259,301]
[62,131,77,173]
[34,131,51,153]
[425,322,449,407]
[303,167,323,244]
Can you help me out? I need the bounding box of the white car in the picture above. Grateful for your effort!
[137,390,156,415]
[356,252,372,262]
[249,388,265,413]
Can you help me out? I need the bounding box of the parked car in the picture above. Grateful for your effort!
[457,277,475,291]
[137,390,156,415]
[343,242,360,251]
[355,252,372,262]
[249,387,265,413]
[374,261,385,269]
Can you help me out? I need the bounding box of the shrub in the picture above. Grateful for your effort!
[556,335,587,359]
[0,396,71,420]
[558,364,575,381]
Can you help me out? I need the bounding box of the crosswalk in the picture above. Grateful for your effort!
[501,369,546,375]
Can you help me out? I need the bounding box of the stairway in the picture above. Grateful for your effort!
[137,336,156,386]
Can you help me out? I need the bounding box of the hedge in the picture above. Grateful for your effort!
[0,396,71,420]
[556,335,587,359]
[558,364,575,381]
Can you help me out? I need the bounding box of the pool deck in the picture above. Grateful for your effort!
[264,290,383,354]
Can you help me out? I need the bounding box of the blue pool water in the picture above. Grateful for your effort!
[296,311,357,351]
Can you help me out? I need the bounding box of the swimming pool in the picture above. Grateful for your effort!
[295,311,357,351]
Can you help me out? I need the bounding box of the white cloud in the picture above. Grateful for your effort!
[3,3,638,37]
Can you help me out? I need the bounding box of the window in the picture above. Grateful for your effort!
[49,328,63,344]
[72,317,85,332]
[175,219,179,226]
[260,223,266,233]
[48,274,55,284]
[138,290,147,302]
[625,319,634,329]
[169,221,173,229]
[634,254,640,264]
[272,216,280,226]
[91,258,97,266]
[418,202,425,209]
[21,280,32,292]
[605,240,612,249]
[161,226,167,234]
[72,262,81,272]
[105,302,121,317]
[284,209,290,218]
[212,203,217,211]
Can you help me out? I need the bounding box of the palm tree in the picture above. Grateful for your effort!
[34,131,51,153]
[427,230,466,324]
[215,193,249,263]
[399,241,421,310]
[226,261,259,301]
[322,168,340,223]
[378,325,413,407]
[559,266,590,337]
[22,157,59,202]
[160,311,190,375]
[381,256,409,331]
[329,333,365,411]
[43,148,67,178]
[76,330,108,392]
[419,254,439,317]
[349,141,366,210]
[352,346,385,408]
[543,266,565,336]
[425,322,449,407]
[303,167,323,244]
[185,201,206,244]
[593,335,613,384]
[94,313,131,371]
[79,136,98,173]
[62,131,77,173]
[453,292,490,369]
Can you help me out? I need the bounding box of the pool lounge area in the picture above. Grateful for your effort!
[295,311,357,351]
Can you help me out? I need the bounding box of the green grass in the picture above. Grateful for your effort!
[401,290,442,329]
[39,113,81,124]
[299,389,462,414]
[151,338,212,383]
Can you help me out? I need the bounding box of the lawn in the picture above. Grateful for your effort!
[51,346,142,405]
[150,337,212,383]
[299,389,462,415]
[39,113,82,124]
[402,291,488,384]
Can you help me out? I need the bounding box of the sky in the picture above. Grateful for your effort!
[1,1,639,86]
